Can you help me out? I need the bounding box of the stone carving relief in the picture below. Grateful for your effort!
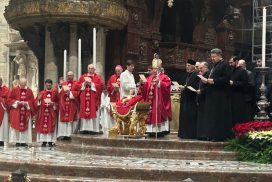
[13,51,27,80]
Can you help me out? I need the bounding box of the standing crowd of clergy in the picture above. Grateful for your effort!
[0,47,264,147]
[0,57,172,147]
[179,48,259,141]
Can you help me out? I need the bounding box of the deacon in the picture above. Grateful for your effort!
[7,78,34,147]
[140,55,172,137]
[0,78,10,146]
[75,64,104,133]
[201,48,232,141]
[178,59,199,139]
[57,71,79,140]
[120,60,136,97]
[196,62,209,140]
[35,79,58,147]
[107,65,123,102]
[229,56,248,124]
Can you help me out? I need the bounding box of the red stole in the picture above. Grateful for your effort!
[35,90,58,134]
[75,73,104,119]
[0,86,9,127]
[59,81,78,122]
[7,86,34,132]
[107,74,121,102]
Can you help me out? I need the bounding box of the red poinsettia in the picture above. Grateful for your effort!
[232,121,272,138]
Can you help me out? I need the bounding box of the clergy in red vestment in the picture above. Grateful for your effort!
[107,65,123,102]
[0,77,10,146]
[57,71,79,140]
[74,64,104,133]
[7,78,34,147]
[35,79,58,147]
[140,55,172,137]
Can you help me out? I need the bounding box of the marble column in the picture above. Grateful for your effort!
[44,24,58,85]
[69,23,78,79]
[95,27,107,80]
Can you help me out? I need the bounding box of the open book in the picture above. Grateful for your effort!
[139,74,147,82]
[172,81,184,89]
[84,77,92,82]
[44,98,52,104]
[187,86,197,92]
[197,75,208,82]
[62,85,70,91]
[112,83,119,88]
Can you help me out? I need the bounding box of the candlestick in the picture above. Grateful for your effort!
[78,38,81,79]
[262,7,267,67]
[93,27,96,67]
[63,50,67,81]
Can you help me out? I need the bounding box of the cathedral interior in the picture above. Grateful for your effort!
[3,0,253,89]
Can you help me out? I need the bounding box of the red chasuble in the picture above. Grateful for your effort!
[75,73,104,119]
[0,85,10,127]
[116,95,143,116]
[107,74,121,102]
[7,86,34,132]
[140,73,172,125]
[35,90,58,134]
[59,81,79,122]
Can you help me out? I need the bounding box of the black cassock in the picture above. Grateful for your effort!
[203,60,232,141]
[230,67,249,124]
[178,71,199,139]
[244,70,256,121]
[196,72,209,139]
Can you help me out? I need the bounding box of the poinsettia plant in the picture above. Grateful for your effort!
[226,121,272,163]
[232,121,272,138]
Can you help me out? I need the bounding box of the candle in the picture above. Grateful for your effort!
[78,38,82,79]
[262,7,267,67]
[63,50,67,81]
[93,27,96,67]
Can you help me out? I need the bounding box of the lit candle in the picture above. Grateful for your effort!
[262,7,267,67]
[93,27,96,67]
[63,50,67,81]
[78,39,81,79]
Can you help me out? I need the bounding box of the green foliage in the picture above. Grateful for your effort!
[225,135,272,164]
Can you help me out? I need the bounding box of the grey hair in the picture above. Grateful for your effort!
[201,61,209,68]
[210,48,222,55]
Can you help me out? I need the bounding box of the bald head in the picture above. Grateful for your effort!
[67,71,74,81]
[88,64,96,74]
[238,59,246,69]
[19,78,27,88]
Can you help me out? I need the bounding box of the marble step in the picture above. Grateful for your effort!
[71,134,228,151]
[57,142,237,161]
[0,171,164,182]
[0,148,271,182]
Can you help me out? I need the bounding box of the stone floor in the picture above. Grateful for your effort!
[0,135,272,181]
[0,147,271,173]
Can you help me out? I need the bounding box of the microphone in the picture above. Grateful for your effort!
[137,71,149,74]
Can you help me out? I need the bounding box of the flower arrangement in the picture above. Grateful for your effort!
[226,121,272,163]
[232,121,272,138]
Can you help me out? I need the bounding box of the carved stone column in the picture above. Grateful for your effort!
[96,27,107,80]
[69,23,78,79]
[44,24,58,85]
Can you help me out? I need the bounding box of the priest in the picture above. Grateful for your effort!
[120,60,136,97]
[75,64,104,133]
[201,48,232,141]
[178,59,199,139]
[107,65,123,102]
[7,78,34,147]
[57,71,79,140]
[0,77,10,146]
[35,79,58,147]
[140,55,172,137]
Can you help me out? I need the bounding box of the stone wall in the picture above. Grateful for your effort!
[0,0,9,85]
